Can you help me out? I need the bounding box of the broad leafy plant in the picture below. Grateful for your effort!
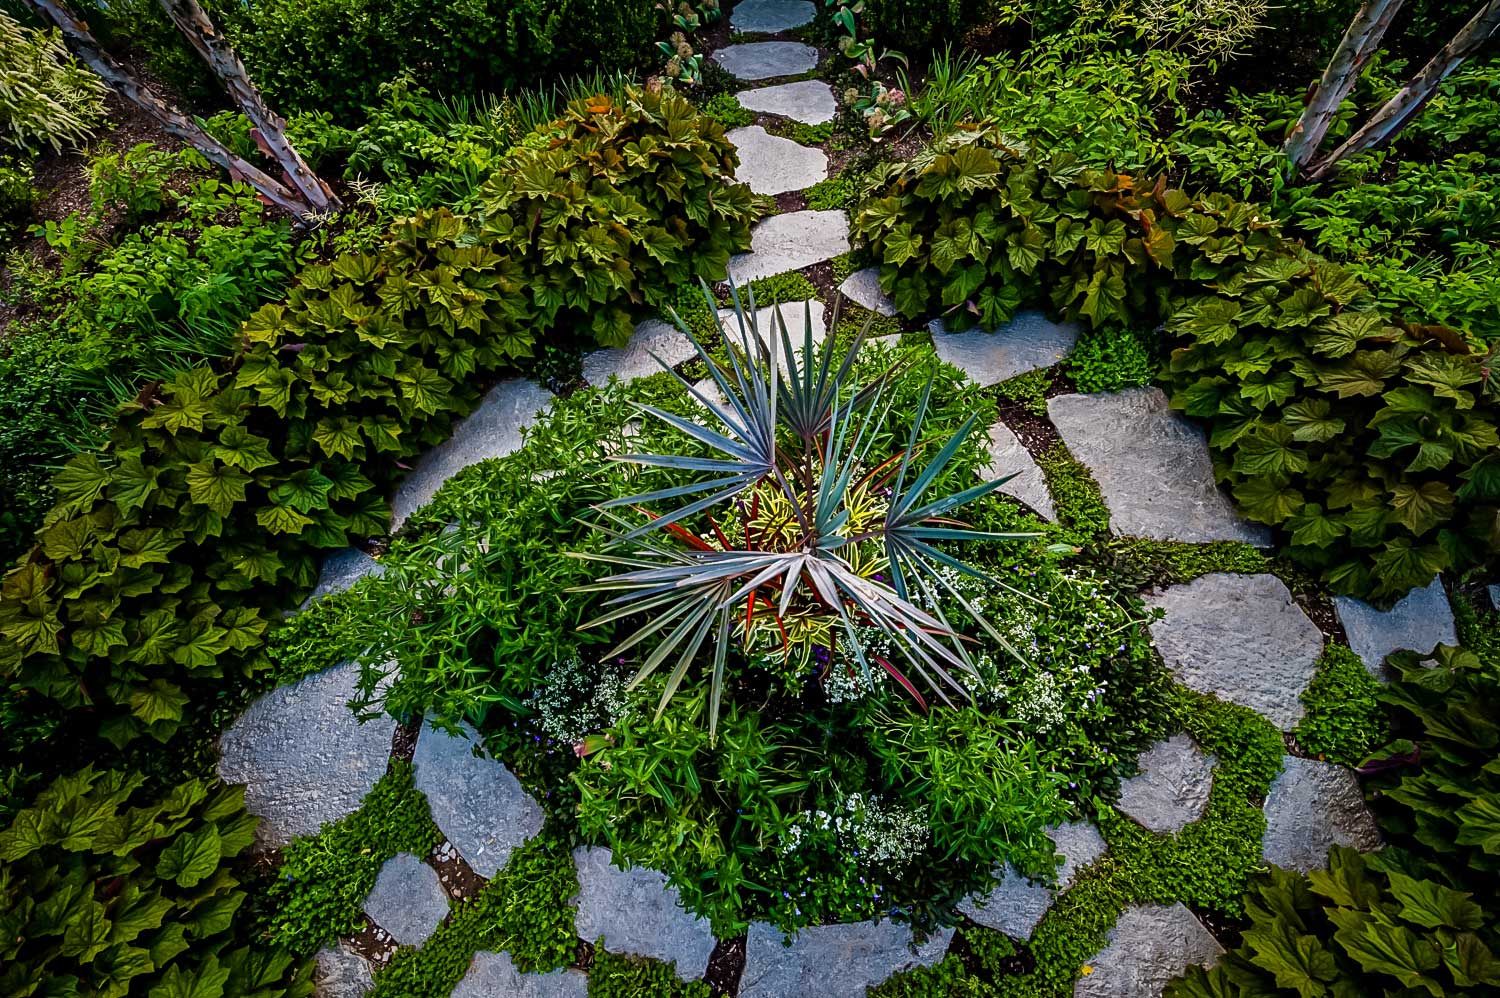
[574,289,1037,737]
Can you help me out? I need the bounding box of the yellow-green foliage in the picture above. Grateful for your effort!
[0,12,106,155]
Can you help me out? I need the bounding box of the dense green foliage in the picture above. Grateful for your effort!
[853,130,1499,601]
[265,762,440,952]
[0,11,107,155]
[0,767,313,997]
[1295,643,1385,768]
[586,949,711,998]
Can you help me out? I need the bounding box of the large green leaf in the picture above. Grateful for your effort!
[155,825,222,888]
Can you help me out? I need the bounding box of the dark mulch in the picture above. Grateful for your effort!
[346,914,398,966]
[429,840,486,904]
[389,716,421,766]
[704,933,747,997]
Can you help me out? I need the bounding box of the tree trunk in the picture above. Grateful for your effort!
[18,0,324,219]
[1308,0,1500,180]
[1283,0,1406,171]
[156,0,338,213]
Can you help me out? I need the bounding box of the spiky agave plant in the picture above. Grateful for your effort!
[572,286,1038,738]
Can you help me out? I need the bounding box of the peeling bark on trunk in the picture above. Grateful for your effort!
[1308,0,1500,180]
[19,0,323,219]
[156,0,339,213]
[1283,0,1405,172]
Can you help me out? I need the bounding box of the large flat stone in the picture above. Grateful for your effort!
[958,821,1105,939]
[1333,576,1457,679]
[1117,735,1217,836]
[718,301,828,366]
[930,311,1077,387]
[838,267,897,316]
[451,951,588,998]
[980,420,1055,520]
[390,380,553,528]
[413,721,544,878]
[572,846,715,979]
[362,852,449,947]
[712,41,819,81]
[1075,903,1223,998]
[218,661,395,849]
[731,0,815,32]
[737,80,837,125]
[1262,756,1381,872]
[583,318,697,387]
[740,920,953,998]
[729,211,850,285]
[304,548,383,606]
[728,125,829,195]
[1047,388,1271,545]
[315,942,374,998]
[1145,574,1324,731]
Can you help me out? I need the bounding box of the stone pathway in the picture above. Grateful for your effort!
[212,18,1419,998]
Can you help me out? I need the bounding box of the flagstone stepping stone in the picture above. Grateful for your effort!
[719,301,828,356]
[413,721,544,878]
[390,379,553,529]
[838,266,897,316]
[712,41,819,81]
[583,318,696,387]
[451,951,588,998]
[1047,387,1271,545]
[314,941,374,998]
[218,661,396,849]
[1074,903,1223,998]
[729,210,851,285]
[1333,576,1457,679]
[959,821,1106,939]
[731,0,815,32]
[728,125,829,195]
[737,80,837,125]
[740,920,954,998]
[1490,584,1500,609]
[980,420,1055,520]
[361,852,449,947]
[929,311,1077,387]
[572,846,715,978]
[303,548,383,608]
[1117,735,1218,835]
[1145,574,1324,731]
[1262,756,1382,872]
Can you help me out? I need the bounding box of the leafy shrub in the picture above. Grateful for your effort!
[0,155,37,247]
[211,0,657,122]
[1064,325,1156,393]
[853,129,1500,601]
[265,762,441,951]
[1168,847,1500,997]
[0,767,313,997]
[861,0,997,50]
[701,93,754,129]
[1295,643,1385,767]
[0,11,107,154]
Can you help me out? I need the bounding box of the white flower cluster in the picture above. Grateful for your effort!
[779,792,928,868]
[1009,671,1069,732]
[823,628,891,703]
[532,656,632,744]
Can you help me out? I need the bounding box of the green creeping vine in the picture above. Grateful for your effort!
[266,762,442,952]
[1293,643,1386,768]
[1035,443,1110,546]
[0,768,312,997]
[852,129,1500,603]
[0,87,755,748]
[586,949,712,998]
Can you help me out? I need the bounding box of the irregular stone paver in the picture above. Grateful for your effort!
[712,41,819,81]
[1490,584,1500,610]
[218,661,396,849]
[304,548,383,606]
[1146,574,1324,731]
[959,821,1106,939]
[1262,756,1382,872]
[1075,903,1223,998]
[929,311,1077,387]
[390,379,552,528]
[315,942,374,998]
[572,846,715,978]
[838,266,897,316]
[980,420,1055,520]
[719,301,828,361]
[362,852,449,947]
[731,0,815,32]
[1117,735,1218,835]
[740,920,953,998]
[729,210,851,285]
[413,721,544,878]
[738,80,837,125]
[1048,387,1271,545]
[728,125,829,195]
[1333,576,1457,678]
[583,318,696,387]
[451,951,588,998]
